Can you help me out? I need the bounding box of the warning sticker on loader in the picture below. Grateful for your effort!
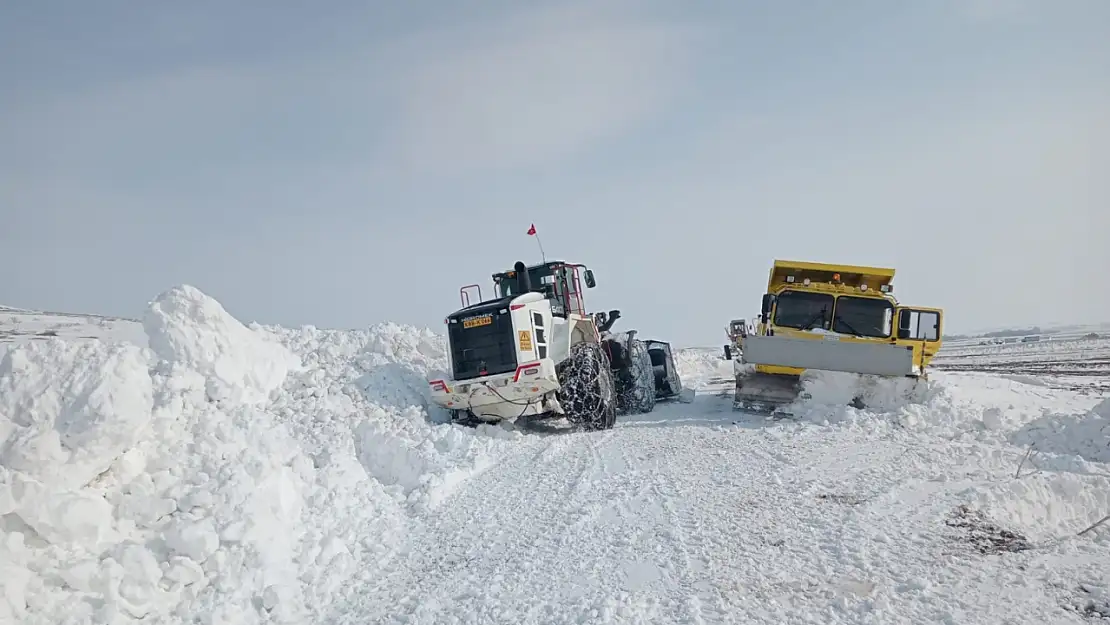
[518,330,533,351]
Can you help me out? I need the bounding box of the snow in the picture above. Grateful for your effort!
[0,308,148,350]
[145,286,301,406]
[0,287,517,624]
[0,294,1107,624]
[0,339,153,493]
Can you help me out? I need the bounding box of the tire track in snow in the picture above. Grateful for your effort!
[330,430,643,624]
[647,428,791,623]
[655,481,723,624]
[331,398,1081,624]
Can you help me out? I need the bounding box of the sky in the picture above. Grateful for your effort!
[1,0,1107,346]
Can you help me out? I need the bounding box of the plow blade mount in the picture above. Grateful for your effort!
[741,335,916,377]
[734,371,801,415]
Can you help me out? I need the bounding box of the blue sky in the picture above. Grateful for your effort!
[2,0,1107,345]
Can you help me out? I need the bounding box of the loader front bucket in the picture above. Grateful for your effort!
[644,340,685,401]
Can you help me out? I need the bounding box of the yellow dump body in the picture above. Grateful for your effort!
[754,259,942,376]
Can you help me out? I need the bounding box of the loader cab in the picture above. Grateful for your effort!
[492,261,596,318]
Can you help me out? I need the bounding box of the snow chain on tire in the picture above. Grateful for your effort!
[557,342,617,430]
[618,339,656,414]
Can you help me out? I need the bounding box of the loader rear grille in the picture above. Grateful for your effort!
[448,309,517,381]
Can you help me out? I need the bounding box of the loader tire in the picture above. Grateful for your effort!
[620,339,655,414]
[558,342,617,431]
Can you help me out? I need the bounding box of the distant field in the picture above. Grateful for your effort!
[935,334,1109,395]
[0,307,147,348]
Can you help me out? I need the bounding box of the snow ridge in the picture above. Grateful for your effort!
[0,285,516,624]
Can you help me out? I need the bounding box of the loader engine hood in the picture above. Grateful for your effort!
[447,295,515,321]
[445,295,519,381]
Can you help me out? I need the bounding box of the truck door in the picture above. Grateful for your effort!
[895,307,943,363]
[896,307,942,342]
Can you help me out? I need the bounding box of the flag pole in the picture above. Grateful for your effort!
[527,223,546,263]
[535,233,546,263]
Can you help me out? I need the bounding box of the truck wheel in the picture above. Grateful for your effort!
[622,339,656,414]
[558,342,617,430]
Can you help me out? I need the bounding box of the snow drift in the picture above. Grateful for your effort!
[672,347,733,388]
[782,368,1102,437]
[145,285,301,406]
[0,340,153,494]
[0,285,516,625]
[1011,396,1110,466]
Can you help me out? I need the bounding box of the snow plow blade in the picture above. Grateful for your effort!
[734,335,919,416]
[741,335,917,377]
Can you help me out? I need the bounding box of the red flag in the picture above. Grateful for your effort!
[527,224,536,236]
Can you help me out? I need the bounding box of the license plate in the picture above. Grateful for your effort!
[463,315,492,329]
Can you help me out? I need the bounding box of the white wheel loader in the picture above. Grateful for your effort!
[427,260,680,430]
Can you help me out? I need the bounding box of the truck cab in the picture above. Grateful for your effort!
[752,260,943,377]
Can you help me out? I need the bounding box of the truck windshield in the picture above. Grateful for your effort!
[773,291,834,330]
[832,296,893,338]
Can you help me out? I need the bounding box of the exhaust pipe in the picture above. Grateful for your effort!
[514,261,532,293]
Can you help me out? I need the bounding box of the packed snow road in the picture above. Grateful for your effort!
[330,377,1110,625]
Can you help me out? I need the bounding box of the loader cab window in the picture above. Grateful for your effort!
[495,265,573,317]
[772,290,834,331]
[496,265,554,298]
[538,272,570,317]
[831,296,894,338]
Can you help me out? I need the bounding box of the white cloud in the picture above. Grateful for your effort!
[377,2,704,176]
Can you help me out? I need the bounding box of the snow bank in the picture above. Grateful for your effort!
[795,371,930,414]
[959,470,1110,542]
[785,369,1102,439]
[145,285,300,406]
[673,347,731,388]
[264,322,521,511]
[1011,396,1110,466]
[0,285,516,625]
[0,339,153,493]
[785,371,1110,549]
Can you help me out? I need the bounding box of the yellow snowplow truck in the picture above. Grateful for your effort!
[725,260,943,415]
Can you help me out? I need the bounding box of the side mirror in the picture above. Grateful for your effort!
[723,345,732,360]
[761,293,775,314]
[584,269,596,288]
[760,294,775,322]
